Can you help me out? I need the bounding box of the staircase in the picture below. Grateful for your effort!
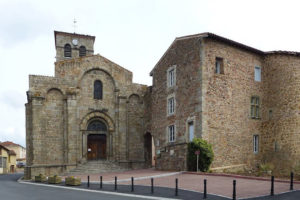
[65,160,128,175]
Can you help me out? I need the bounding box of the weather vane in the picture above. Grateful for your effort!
[73,18,77,33]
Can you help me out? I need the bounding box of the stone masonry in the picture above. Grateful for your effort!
[25,31,149,179]
[26,31,300,178]
[151,33,300,173]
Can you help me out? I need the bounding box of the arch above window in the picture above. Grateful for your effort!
[79,46,86,57]
[64,44,72,58]
[87,120,107,131]
[94,80,103,100]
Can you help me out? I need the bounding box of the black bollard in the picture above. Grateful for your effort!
[151,178,154,194]
[115,176,117,191]
[233,180,236,200]
[100,176,102,189]
[87,175,90,188]
[290,172,294,191]
[175,178,178,196]
[270,176,274,196]
[131,177,134,192]
[203,179,207,199]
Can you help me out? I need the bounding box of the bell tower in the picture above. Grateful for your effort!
[54,31,95,62]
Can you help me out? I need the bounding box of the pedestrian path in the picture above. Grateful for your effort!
[65,168,300,199]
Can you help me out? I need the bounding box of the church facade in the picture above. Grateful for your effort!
[26,31,300,179]
[25,31,152,179]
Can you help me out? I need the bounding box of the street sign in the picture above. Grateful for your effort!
[195,150,200,155]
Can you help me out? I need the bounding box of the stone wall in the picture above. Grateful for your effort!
[201,38,264,168]
[261,54,300,173]
[26,53,147,179]
[151,37,202,171]
[55,32,94,61]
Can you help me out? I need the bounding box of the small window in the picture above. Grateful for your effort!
[269,110,273,120]
[253,135,259,154]
[274,141,279,152]
[167,97,175,115]
[188,121,194,142]
[94,80,103,100]
[167,66,176,87]
[64,44,72,58]
[215,57,224,74]
[255,66,261,82]
[168,125,175,142]
[79,46,86,57]
[251,96,260,119]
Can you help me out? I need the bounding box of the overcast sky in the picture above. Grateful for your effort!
[1,0,300,147]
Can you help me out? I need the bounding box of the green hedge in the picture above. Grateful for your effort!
[187,138,214,172]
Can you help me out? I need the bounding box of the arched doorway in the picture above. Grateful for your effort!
[87,120,107,160]
[144,132,155,167]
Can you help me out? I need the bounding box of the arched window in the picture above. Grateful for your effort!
[87,120,107,131]
[64,44,71,58]
[79,46,86,57]
[94,80,103,100]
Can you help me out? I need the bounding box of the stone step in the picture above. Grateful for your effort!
[64,160,128,176]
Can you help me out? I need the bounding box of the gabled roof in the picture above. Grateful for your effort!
[1,141,25,148]
[0,144,11,152]
[150,32,300,75]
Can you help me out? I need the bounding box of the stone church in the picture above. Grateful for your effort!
[25,31,152,179]
[26,31,300,179]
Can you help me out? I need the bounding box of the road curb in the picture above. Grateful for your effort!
[18,179,179,200]
[184,172,300,184]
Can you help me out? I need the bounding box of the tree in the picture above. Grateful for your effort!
[187,138,214,172]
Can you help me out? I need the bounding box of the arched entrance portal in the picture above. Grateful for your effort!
[144,132,155,167]
[87,120,107,160]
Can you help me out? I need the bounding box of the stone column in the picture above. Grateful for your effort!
[31,96,45,165]
[117,96,128,161]
[65,91,77,165]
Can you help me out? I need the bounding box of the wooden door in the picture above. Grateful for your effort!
[88,134,106,160]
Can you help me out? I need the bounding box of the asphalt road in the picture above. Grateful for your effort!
[0,173,159,200]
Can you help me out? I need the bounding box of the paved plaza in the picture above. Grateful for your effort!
[61,168,300,199]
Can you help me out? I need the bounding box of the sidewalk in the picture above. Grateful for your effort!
[66,168,300,199]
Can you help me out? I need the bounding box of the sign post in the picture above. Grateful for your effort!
[195,150,200,172]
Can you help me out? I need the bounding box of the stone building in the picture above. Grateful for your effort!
[151,32,300,173]
[26,31,300,178]
[25,31,152,179]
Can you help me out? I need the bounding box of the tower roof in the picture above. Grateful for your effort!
[54,31,95,46]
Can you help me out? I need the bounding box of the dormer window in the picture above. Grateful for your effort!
[64,44,72,58]
[79,46,86,57]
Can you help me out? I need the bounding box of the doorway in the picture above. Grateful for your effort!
[87,134,107,160]
[144,132,155,167]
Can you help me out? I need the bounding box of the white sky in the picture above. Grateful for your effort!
[1,0,300,147]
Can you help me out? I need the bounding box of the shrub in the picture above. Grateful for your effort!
[187,138,214,172]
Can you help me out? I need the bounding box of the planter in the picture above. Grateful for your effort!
[48,175,62,184]
[65,176,81,186]
[35,174,47,182]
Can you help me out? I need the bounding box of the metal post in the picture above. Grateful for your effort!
[87,175,90,188]
[270,176,274,196]
[100,176,102,189]
[197,154,199,172]
[151,178,154,194]
[131,177,134,192]
[203,179,207,199]
[233,180,236,200]
[115,176,117,191]
[175,178,178,196]
[290,172,294,190]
